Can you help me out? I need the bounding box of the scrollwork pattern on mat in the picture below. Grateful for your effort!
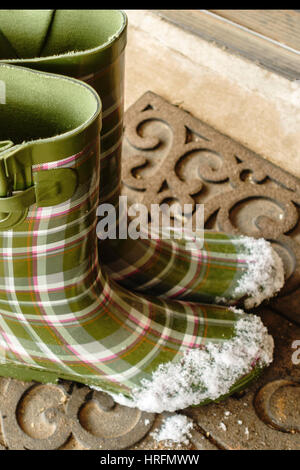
[122,91,300,324]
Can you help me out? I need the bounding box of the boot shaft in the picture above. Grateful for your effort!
[0,10,127,209]
[0,64,102,309]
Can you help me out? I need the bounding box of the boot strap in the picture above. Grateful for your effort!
[0,144,78,229]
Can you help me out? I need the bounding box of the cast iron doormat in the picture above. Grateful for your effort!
[0,91,299,450]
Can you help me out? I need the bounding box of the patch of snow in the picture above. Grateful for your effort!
[151,414,194,446]
[219,422,227,432]
[232,236,285,309]
[229,306,246,315]
[237,420,243,425]
[104,314,274,413]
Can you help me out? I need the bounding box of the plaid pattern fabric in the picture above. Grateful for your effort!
[80,52,125,209]
[101,231,256,305]
[77,33,268,307]
[0,138,260,396]
[0,10,268,307]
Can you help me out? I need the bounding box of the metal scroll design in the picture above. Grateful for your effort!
[0,378,155,450]
[122,91,300,324]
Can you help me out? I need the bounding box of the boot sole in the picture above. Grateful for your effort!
[0,361,263,408]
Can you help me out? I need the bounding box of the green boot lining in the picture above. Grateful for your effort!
[0,10,55,59]
[0,64,100,144]
[40,10,125,58]
[0,10,125,60]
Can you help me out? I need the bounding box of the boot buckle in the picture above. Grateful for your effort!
[0,146,78,230]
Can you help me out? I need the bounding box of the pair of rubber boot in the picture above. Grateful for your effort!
[0,10,284,412]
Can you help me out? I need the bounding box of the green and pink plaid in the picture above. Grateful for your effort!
[0,136,260,396]
[0,9,269,308]
[0,11,274,403]
[102,230,257,305]
[78,52,259,307]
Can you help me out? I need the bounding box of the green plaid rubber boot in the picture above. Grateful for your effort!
[0,63,274,412]
[0,9,284,311]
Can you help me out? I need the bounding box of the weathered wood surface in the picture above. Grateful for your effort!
[154,10,300,80]
[212,9,300,51]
